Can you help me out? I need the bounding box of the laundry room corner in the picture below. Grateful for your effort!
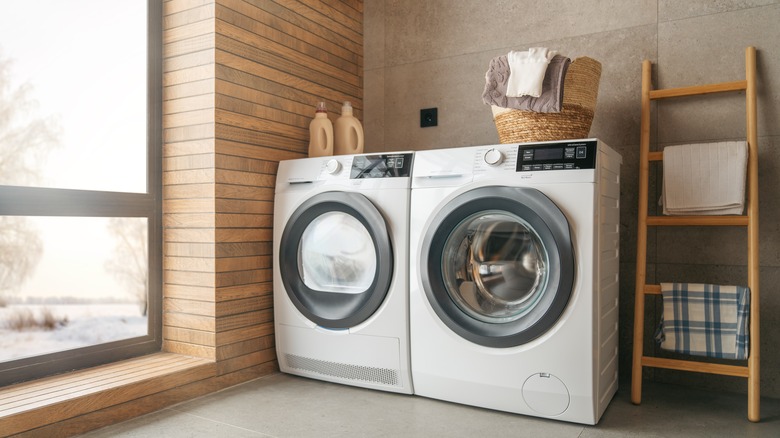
[7,1,780,436]
[363,0,780,407]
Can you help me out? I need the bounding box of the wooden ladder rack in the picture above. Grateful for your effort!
[630,47,760,422]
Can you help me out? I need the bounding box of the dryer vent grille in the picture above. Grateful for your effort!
[285,354,400,386]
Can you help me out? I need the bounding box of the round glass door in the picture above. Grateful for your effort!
[279,191,393,329]
[420,186,574,347]
[299,211,377,294]
[442,211,549,324]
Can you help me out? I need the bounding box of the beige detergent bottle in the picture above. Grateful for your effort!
[334,101,364,155]
[308,102,334,157]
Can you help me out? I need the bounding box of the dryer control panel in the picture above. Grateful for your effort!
[516,140,597,172]
[351,153,413,179]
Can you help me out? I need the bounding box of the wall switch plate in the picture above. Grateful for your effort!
[420,107,438,127]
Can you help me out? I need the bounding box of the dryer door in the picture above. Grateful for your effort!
[420,186,574,347]
[279,191,393,329]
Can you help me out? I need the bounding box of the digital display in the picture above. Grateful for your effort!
[351,153,413,179]
[534,147,564,160]
[516,140,598,172]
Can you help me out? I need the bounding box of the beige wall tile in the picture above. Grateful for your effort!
[364,68,386,149]
[659,0,778,22]
[364,0,385,70]
[657,5,780,143]
[383,0,656,67]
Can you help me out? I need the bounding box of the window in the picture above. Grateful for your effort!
[0,0,162,385]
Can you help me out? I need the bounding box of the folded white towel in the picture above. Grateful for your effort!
[662,141,747,215]
[506,47,557,98]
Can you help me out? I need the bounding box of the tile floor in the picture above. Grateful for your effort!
[81,373,780,437]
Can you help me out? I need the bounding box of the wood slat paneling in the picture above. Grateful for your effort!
[215,282,273,301]
[163,183,215,201]
[218,0,359,75]
[164,139,215,157]
[164,75,214,95]
[164,242,216,258]
[216,17,361,87]
[216,335,274,361]
[165,297,217,316]
[163,326,217,346]
[215,322,274,346]
[164,284,217,302]
[163,341,216,358]
[269,0,362,48]
[216,294,273,317]
[215,241,272,257]
[247,0,361,61]
[164,3,216,30]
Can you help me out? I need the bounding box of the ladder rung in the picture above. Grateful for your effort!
[649,80,747,100]
[642,356,749,377]
[644,284,661,295]
[648,151,663,161]
[647,215,749,226]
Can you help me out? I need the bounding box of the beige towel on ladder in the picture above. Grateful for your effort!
[662,141,747,215]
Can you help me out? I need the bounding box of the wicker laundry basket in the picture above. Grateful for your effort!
[492,57,601,143]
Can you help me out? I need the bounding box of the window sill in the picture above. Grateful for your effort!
[0,352,215,436]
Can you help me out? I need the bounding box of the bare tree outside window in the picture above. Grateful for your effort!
[105,218,149,316]
[0,51,59,306]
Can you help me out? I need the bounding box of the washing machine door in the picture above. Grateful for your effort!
[279,191,393,329]
[420,186,574,347]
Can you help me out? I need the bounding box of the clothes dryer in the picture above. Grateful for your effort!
[273,152,414,394]
[409,139,620,424]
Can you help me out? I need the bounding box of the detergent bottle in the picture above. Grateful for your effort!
[334,101,364,155]
[308,102,334,157]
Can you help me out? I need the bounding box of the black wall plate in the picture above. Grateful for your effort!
[420,107,438,128]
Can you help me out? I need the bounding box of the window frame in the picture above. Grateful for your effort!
[0,0,163,386]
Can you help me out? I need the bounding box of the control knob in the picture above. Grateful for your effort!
[325,159,341,174]
[484,148,504,166]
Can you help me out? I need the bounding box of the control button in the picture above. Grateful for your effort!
[532,164,543,171]
[522,150,534,161]
[564,163,575,169]
[521,165,532,171]
[564,147,576,159]
[576,146,587,159]
[553,164,564,170]
[543,164,553,170]
[484,148,504,166]
[325,159,341,174]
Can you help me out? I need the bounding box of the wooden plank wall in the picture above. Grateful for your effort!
[162,0,363,378]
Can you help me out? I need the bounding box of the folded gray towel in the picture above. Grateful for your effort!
[482,54,570,113]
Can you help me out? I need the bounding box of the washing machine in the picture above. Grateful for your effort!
[273,151,414,394]
[409,139,620,424]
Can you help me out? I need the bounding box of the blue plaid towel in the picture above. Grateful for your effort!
[655,283,749,360]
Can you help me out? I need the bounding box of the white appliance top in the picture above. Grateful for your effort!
[412,139,617,186]
[276,152,414,192]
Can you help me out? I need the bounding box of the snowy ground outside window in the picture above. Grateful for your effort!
[0,304,147,362]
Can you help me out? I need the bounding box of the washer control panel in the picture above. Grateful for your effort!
[350,153,413,179]
[516,140,597,172]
